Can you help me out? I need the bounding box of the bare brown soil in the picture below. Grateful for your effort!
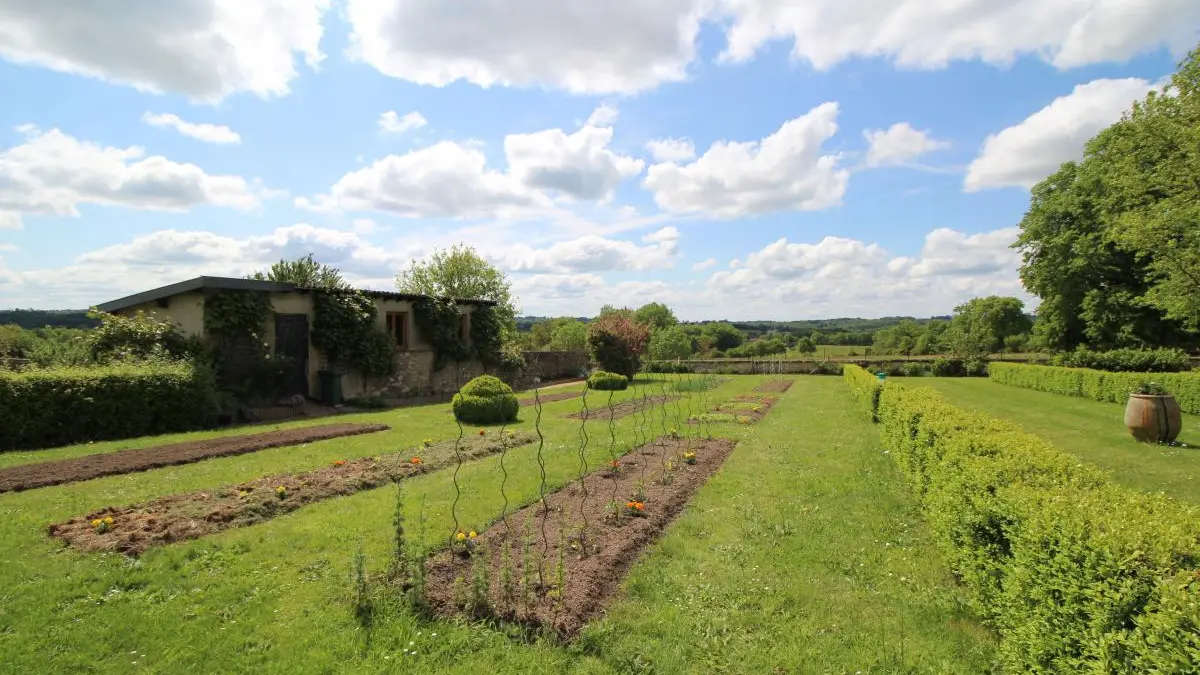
[424,436,736,638]
[517,391,582,407]
[565,395,679,421]
[753,379,794,394]
[49,432,537,556]
[0,423,389,494]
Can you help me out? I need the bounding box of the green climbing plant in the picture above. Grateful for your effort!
[203,290,272,341]
[312,290,394,377]
[413,297,505,371]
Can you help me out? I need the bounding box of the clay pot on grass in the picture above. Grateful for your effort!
[1125,383,1182,444]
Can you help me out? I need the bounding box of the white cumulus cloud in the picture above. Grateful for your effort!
[142,112,241,145]
[964,77,1157,191]
[0,126,259,220]
[378,110,428,135]
[863,122,949,167]
[643,102,848,217]
[0,0,329,102]
[645,138,697,163]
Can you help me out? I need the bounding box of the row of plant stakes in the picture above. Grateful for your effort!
[377,369,747,636]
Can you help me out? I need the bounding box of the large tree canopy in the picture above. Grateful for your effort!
[1015,45,1200,350]
[633,302,678,331]
[948,296,1032,357]
[395,244,519,337]
[252,253,349,290]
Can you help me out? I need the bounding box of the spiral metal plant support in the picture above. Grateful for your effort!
[638,389,651,487]
[672,371,685,435]
[450,411,465,543]
[576,385,591,555]
[606,389,619,509]
[657,379,671,473]
[534,387,549,588]
[498,417,510,535]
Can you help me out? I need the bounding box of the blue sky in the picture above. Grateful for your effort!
[0,1,1195,320]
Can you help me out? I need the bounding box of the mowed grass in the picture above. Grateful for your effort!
[922,377,1200,503]
[0,376,994,673]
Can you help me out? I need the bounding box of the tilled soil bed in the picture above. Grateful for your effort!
[425,436,736,638]
[517,391,582,407]
[0,423,389,494]
[49,432,536,556]
[565,394,679,421]
[753,379,794,394]
[690,394,778,425]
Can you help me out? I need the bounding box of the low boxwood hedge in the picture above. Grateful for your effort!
[0,361,219,451]
[842,364,883,420]
[452,375,519,425]
[990,361,1200,415]
[852,378,1200,672]
[586,371,629,391]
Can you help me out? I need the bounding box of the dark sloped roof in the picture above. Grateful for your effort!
[95,276,495,313]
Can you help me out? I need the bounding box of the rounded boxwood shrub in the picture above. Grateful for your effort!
[452,375,519,425]
[587,371,629,391]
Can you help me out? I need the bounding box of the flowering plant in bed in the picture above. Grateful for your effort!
[452,530,479,556]
[683,450,697,465]
[90,516,114,533]
[624,501,647,517]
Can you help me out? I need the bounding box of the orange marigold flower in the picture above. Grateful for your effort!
[611,460,620,468]
[478,429,487,436]
[634,502,645,510]
[625,501,637,508]
[333,460,346,466]
[411,456,423,465]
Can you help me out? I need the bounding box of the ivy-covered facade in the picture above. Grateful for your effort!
[95,276,501,402]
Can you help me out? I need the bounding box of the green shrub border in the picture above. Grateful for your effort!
[990,362,1200,415]
[586,371,629,391]
[843,370,1200,671]
[0,362,218,451]
[451,375,519,425]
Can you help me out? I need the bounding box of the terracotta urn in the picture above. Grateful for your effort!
[1125,394,1182,443]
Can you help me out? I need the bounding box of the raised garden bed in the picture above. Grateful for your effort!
[49,432,536,556]
[0,423,389,494]
[753,379,794,394]
[565,395,679,421]
[424,435,736,638]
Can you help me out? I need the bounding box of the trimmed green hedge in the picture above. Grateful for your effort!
[990,361,1200,415]
[586,371,629,391]
[452,375,519,425]
[0,362,219,451]
[1050,347,1192,373]
[856,380,1200,671]
[842,364,883,420]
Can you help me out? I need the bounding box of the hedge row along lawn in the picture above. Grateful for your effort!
[921,377,1200,504]
[989,361,1200,414]
[0,376,996,673]
[845,365,1200,672]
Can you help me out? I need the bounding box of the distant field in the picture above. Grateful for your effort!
[797,346,1044,362]
[921,377,1200,503]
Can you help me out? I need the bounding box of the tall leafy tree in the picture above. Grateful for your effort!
[633,302,678,330]
[395,244,519,338]
[701,322,744,351]
[948,296,1032,356]
[1091,48,1200,330]
[646,325,694,361]
[252,254,349,290]
[546,319,588,351]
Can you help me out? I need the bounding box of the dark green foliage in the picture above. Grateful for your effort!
[251,253,350,290]
[0,362,218,451]
[452,375,519,425]
[901,362,927,377]
[586,371,629,391]
[930,358,966,377]
[203,290,272,341]
[642,360,694,374]
[413,297,472,370]
[587,313,651,379]
[312,291,394,378]
[861,381,1200,672]
[990,362,1200,414]
[1050,347,1192,373]
[468,306,509,367]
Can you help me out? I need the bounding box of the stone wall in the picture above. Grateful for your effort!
[522,350,589,381]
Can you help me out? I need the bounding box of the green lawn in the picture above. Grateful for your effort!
[0,376,994,673]
[922,377,1200,503]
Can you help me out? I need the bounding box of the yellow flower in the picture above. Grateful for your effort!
[103,517,114,526]
[468,531,477,539]
[455,532,467,541]
[91,519,102,528]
